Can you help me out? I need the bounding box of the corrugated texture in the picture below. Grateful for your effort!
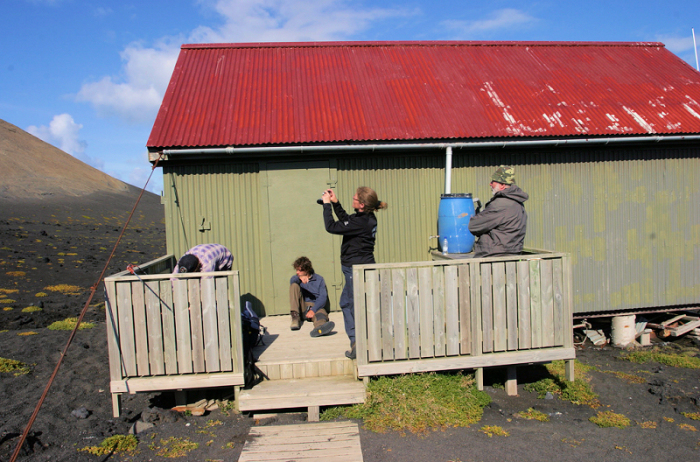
[162,147,699,314]
[148,41,700,149]
[335,154,445,265]
[337,148,700,313]
[162,163,266,312]
[450,148,700,313]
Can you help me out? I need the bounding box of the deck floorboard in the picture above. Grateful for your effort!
[254,312,351,364]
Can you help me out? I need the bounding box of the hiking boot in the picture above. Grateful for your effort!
[345,344,356,360]
[310,321,335,338]
[290,311,301,331]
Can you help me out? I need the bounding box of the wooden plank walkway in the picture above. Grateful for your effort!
[239,421,363,462]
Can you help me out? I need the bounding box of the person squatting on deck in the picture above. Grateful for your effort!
[322,187,387,360]
[289,256,335,337]
[173,243,234,273]
[468,166,528,258]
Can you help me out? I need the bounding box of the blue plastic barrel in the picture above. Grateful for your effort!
[438,193,476,254]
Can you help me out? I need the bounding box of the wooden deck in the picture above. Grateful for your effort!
[104,249,575,418]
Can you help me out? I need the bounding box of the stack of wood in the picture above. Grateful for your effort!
[646,313,700,340]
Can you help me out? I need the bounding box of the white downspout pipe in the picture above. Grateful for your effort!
[444,146,453,194]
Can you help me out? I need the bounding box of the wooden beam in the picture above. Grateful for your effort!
[358,348,576,377]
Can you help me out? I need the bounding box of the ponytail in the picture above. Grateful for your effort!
[356,186,388,212]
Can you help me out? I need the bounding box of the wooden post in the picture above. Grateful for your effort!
[175,390,187,407]
[111,393,122,418]
[234,386,241,412]
[308,406,320,422]
[475,367,484,391]
[565,359,575,382]
[505,366,517,396]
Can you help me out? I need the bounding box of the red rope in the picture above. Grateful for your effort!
[10,154,163,462]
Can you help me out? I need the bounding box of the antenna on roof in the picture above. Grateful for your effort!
[694,28,699,71]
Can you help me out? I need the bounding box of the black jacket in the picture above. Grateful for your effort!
[323,201,377,266]
[468,185,528,258]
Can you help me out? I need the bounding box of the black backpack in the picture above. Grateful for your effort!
[241,301,263,388]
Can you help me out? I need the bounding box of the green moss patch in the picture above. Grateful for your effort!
[48,317,95,331]
[589,410,631,428]
[150,437,199,458]
[0,357,32,376]
[623,349,700,369]
[79,434,138,456]
[21,306,42,313]
[321,372,491,433]
[479,425,509,437]
[514,408,549,422]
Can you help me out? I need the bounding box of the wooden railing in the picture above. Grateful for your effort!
[104,255,244,417]
[353,250,575,384]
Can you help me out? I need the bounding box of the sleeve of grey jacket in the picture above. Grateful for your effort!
[468,204,505,236]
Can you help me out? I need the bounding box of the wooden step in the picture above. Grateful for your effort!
[256,356,356,380]
[238,375,365,417]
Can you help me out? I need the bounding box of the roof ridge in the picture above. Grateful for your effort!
[181,40,665,50]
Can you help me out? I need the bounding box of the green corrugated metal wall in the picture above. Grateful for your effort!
[161,144,700,315]
[162,162,268,313]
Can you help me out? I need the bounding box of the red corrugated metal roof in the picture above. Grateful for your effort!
[147,41,700,149]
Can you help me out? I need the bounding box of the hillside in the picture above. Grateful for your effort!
[0,118,133,200]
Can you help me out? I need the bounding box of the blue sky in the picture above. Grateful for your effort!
[2,0,699,194]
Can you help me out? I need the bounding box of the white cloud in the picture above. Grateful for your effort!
[76,0,407,124]
[26,114,104,170]
[76,41,179,124]
[193,0,405,42]
[442,8,537,36]
[656,34,700,68]
[94,7,113,17]
[657,35,695,53]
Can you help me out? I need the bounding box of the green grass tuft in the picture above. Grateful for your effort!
[21,306,42,313]
[48,317,95,331]
[0,357,32,376]
[514,408,549,422]
[623,349,700,369]
[589,410,631,428]
[479,425,509,437]
[149,437,198,458]
[321,372,490,433]
[44,284,83,295]
[79,434,138,456]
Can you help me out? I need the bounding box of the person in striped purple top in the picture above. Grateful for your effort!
[173,243,233,274]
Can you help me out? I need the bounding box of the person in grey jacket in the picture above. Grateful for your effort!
[468,166,528,258]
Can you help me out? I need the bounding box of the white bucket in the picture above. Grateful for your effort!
[611,315,636,346]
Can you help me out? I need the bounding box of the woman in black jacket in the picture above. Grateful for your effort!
[322,186,387,359]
